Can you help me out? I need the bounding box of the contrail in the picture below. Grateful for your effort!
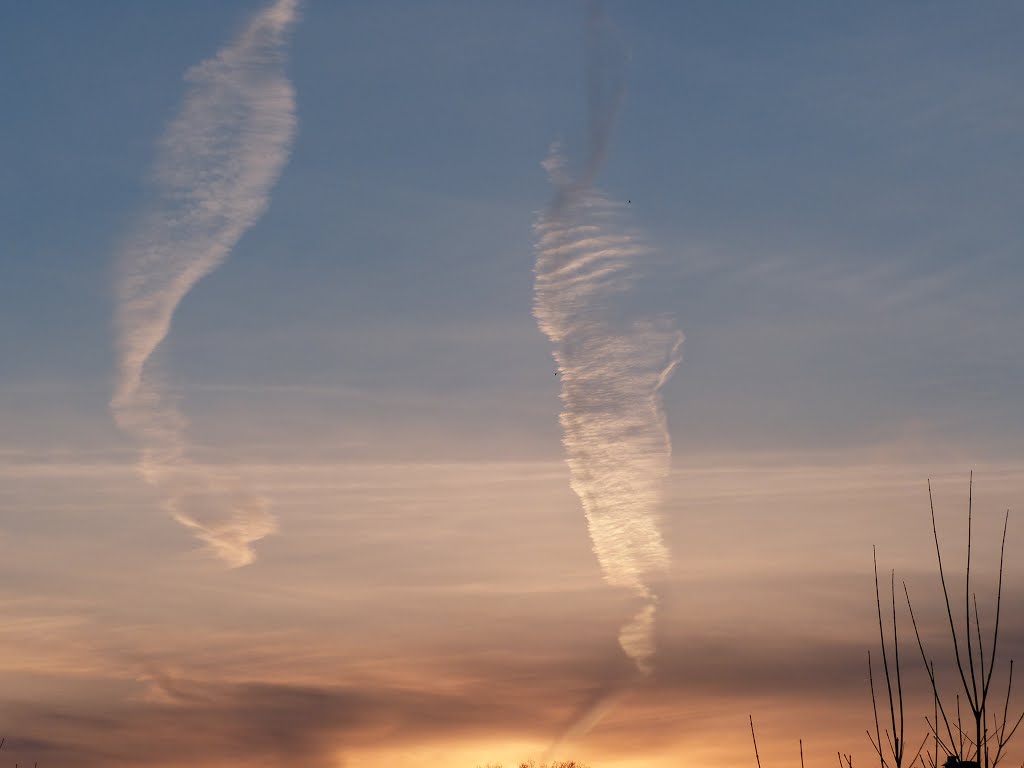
[533,3,682,677]
[112,0,300,567]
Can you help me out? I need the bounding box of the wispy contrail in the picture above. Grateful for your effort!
[112,0,300,567]
[533,3,682,676]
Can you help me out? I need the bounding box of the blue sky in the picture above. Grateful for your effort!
[5,1,1024,464]
[1,3,1023,767]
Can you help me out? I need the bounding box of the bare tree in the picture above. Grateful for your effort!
[902,475,1023,768]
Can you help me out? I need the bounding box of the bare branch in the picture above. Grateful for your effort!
[1000,660,1015,745]
[924,716,955,757]
[930,480,976,711]
[876,548,902,765]
[894,568,906,764]
[935,663,941,768]
[870,650,890,767]
[982,511,1010,702]
[966,471,980,706]
[975,594,986,696]
[1002,710,1024,749]
[750,715,762,768]
[907,581,958,752]
[957,694,964,759]
[872,729,888,765]
[908,733,930,768]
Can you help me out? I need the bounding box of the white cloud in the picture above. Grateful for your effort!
[111,0,300,567]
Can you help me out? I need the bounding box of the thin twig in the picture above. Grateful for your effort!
[894,568,906,765]
[871,650,887,767]
[934,663,940,768]
[1000,708,1024,752]
[966,471,980,707]
[975,594,986,698]
[876,548,902,765]
[957,694,964,759]
[982,511,1010,702]
[930,481,975,710]
[907,733,930,768]
[869,730,885,761]
[750,715,762,768]
[993,660,1016,766]
[907,580,957,752]
[978,593,987,768]
[975,592,989,767]
[924,716,955,756]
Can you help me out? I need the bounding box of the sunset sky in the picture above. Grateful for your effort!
[2,2,1024,767]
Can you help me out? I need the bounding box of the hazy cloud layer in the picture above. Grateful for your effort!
[5,621,1022,768]
[111,0,300,566]
[2,456,1021,767]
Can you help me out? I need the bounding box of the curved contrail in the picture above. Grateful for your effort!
[112,0,300,567]
[533,3,682,676]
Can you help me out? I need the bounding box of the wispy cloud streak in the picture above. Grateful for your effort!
[533,3,683,675]
[112,0,300,567]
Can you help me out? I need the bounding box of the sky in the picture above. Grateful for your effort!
[2,1,1024,766]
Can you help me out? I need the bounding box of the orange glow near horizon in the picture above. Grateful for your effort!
[1,458,1020,767]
